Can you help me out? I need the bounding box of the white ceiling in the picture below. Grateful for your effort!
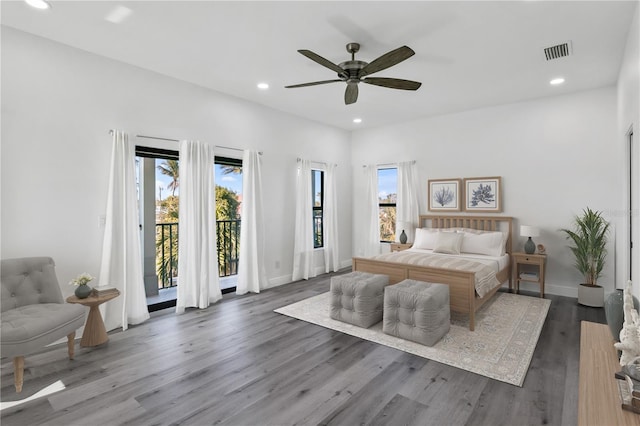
[1,1,637,130]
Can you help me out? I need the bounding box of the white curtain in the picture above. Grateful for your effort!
[99,130,150,331]
[363,165,381,257]
[323,163,340,273]
[237,150,267,294]
[176,140,222,313]
[292,159,316,280]
[396,161,420,243]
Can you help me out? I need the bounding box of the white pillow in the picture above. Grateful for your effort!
[433,232,463,255]
[454,228,508,255]
[413,228,440,250]
[460,231,505,257]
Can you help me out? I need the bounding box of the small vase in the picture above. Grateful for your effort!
[399,230,408,244]
[524,237,535,254]
[75,285,92,299]
[605,289,639,341]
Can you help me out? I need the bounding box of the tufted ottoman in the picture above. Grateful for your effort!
[383,279,450,346]
[330,271,389,328]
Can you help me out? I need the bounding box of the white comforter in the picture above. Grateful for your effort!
[369,248,508,297]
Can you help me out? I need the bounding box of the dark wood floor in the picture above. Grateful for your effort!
[1,270,606,426]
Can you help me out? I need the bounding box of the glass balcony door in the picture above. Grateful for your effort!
[136,148,243,310]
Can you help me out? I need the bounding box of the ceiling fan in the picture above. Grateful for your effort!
[285,43,422,105]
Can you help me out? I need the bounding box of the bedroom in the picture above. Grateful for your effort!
[1,1,639,424]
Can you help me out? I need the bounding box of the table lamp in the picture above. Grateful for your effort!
[520,225,540,254]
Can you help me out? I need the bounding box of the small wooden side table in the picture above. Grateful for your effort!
[66,290,120,347]
[390,243,413,252]
[511,252,547,297]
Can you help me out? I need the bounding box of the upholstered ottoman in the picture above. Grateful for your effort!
[383,279,450,346]
[330,271,389,328]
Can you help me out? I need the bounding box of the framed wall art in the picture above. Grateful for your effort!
[463,176,502,212]
[428,178,462,211]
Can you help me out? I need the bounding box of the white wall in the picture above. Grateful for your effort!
[616,3,640,294]
[351,87,620,298]
[3,19,635,302]
[1,27,353,297]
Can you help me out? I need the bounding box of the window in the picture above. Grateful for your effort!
[378,168,398,242]
[135,146,180,292]
[134,147,243,308]
[312,169,324,248]
[215,157,243,280]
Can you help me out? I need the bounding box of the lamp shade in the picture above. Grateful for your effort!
[520,225,540,238]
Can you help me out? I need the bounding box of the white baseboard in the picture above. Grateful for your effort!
[266,274,292,289]
[266,259,352,290]
[340,259,352,269]
[504,281,577,298]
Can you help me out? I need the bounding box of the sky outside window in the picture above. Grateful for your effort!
[378,168,397,200]
[154,162,242,200]
[215,165,242,194]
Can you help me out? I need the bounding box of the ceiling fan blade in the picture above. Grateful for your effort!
[298,50,347,77]
[360,46,415,77]
[285,79,343,89]
[362,77,422,91]
[345,83,358,105]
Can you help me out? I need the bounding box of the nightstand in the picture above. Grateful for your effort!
[390,243,413,252]
[512,252,547,298]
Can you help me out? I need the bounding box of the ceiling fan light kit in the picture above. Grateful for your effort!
[285,42,422,105]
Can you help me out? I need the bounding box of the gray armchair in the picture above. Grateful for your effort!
[1,257,86,392]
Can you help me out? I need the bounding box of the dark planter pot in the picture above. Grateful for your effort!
[74,285,93,299]
[605,289,640,341]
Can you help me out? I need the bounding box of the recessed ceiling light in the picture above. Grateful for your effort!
[105,6,133,24]
[257,83,269,90]
[353,118,362,124]
[550,77,565,85]
[24,0,51,10]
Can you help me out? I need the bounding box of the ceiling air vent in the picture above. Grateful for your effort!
[543,41,572,61]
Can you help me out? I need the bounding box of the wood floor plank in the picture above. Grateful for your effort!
[318,354,429,426]
[406,361,489,426]
[211,340,394,425]
[1,272,606,426]
[124,327,350,425]
[368,393,431,426]
[212,342,404,426]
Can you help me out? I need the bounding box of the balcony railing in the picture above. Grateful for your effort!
[216,219,241,278]
[156,222,178,289]
[156,219,241,288]
[313,209,323,248]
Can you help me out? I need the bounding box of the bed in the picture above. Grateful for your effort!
[352,215,513,331]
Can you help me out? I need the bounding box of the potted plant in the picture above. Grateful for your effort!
[561,207,610,307]
[70,272,94,299]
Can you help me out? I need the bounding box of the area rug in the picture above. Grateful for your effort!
[274,291,550,386]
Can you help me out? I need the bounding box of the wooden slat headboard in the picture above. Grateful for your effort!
[418,215,513,254]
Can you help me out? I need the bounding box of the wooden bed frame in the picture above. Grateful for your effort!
[352,215,513,331]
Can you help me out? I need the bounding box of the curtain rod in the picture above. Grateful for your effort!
[362,160,416,168]
[297,157,337,167]
[109,131,262,154]
[137,134,179,143]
